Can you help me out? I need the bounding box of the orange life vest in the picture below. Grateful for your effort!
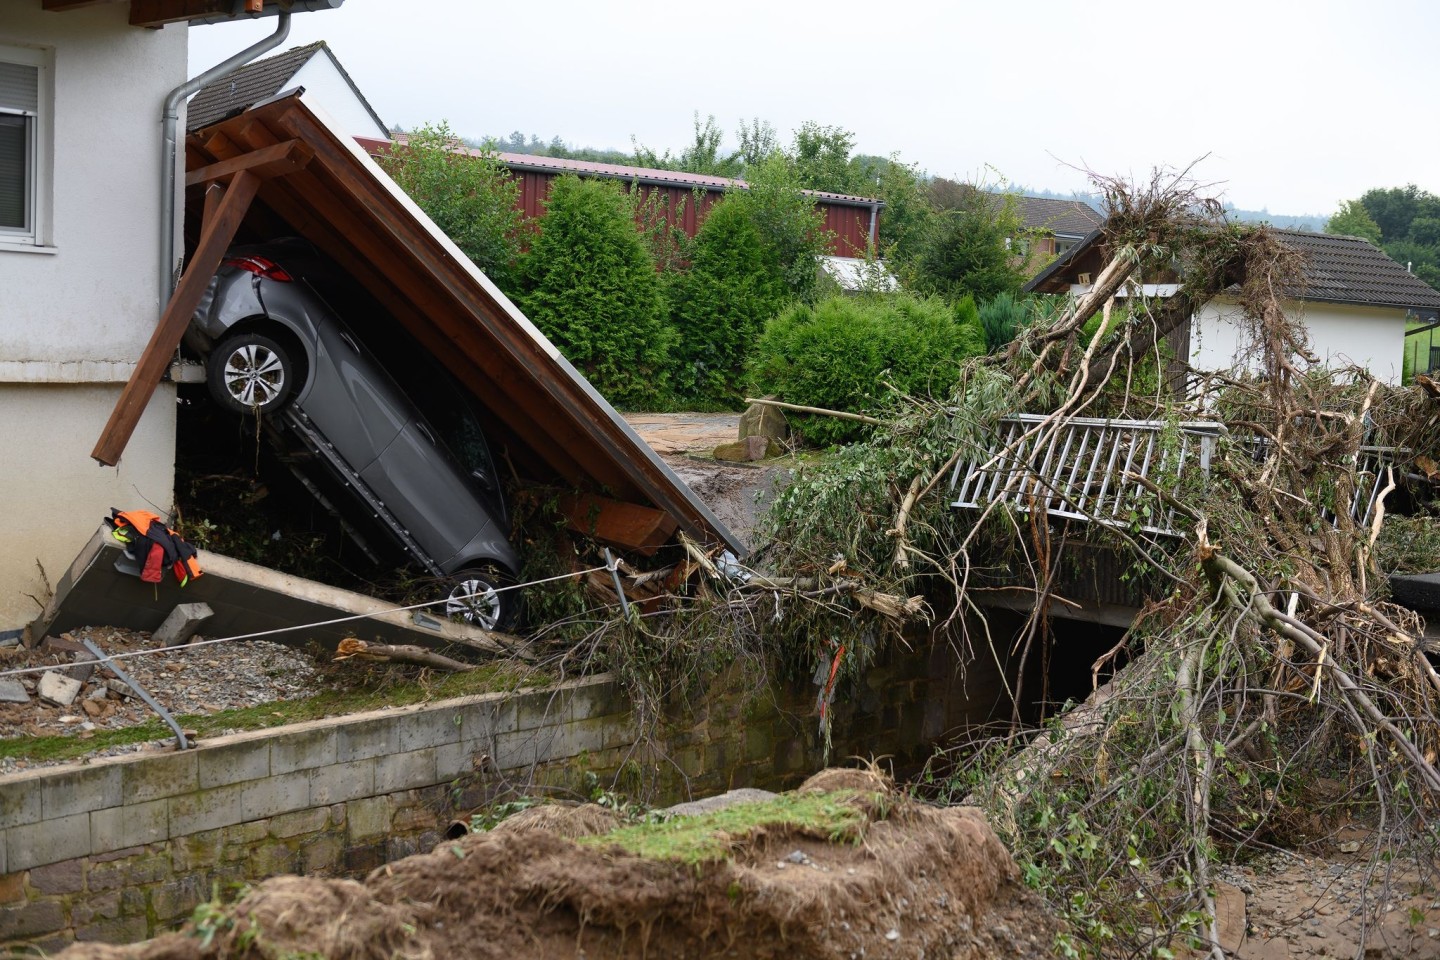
[106,508,203,586]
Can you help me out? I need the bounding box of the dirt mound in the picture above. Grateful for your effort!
[488,801,622,839]
[55,789,1061,960]
[798,765,891,795]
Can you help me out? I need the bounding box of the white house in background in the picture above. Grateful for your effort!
[1025,228,1440,384]
[186,40,387,140]
[0,1,342,635]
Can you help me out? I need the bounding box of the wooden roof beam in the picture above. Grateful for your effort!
[186,139,313,187]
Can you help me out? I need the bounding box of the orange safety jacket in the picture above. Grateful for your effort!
[105,509,203,586]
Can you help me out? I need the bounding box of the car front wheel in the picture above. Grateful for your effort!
[208,332,295,416]
[444,566,519,632]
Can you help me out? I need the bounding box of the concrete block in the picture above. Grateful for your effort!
[42,764,122,820]
[397,708,462,752]
[345,796,391,842]
[0,774,44,829]
[7,811,90,870]
[240,771,310,821]
[514,691,569,732]
[373,748,438,794]
[434,740,478,780]
[198,738,271,789]
[153,602,214,647]
[0,679,29,703]
[569,681,625,723]
[122,750,198,803]
[267,806,328,840]
[309,759,375,805]
[91,799,169,853]
[167,783,243,837]
[37,670,82,706]
[336,715,398,762]
[269,726,338,775]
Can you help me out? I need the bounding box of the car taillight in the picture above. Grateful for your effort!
[223,256,294,282]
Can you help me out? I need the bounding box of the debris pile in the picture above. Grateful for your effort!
[52,770,1063,960]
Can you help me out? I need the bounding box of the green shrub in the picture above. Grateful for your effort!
[380,122,522,291]
[749,293,985,445]
[668,199,787,407]
[727,152,832,302]
[519,175,673,409]
[978,291,1031,352]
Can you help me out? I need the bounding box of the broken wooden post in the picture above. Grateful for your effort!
[153,601,214,648]
[92,169,262,465]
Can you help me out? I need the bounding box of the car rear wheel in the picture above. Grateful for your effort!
[208,332,295,416]
[444,566,519,632]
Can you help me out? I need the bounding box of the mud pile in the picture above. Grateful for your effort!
[58,772,1060,960]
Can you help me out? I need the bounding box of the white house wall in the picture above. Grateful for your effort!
[289,53,387,139]
[0,6,187,631]
[1191,296,1406,383]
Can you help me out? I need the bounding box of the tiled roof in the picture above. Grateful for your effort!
[187,42,324,132]
[1026,226,1440,312]
[1010,195,1105,238]
[1276,230,1440,311]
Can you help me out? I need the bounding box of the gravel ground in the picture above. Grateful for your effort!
[0,625,321,773]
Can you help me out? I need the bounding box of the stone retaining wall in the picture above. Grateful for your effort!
[0,627,1014,950]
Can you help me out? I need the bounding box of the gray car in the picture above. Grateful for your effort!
[184,240,521,631]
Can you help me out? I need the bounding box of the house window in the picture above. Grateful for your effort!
[0,46,51,247]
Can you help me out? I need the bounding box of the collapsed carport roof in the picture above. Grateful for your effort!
[100,91,741,557]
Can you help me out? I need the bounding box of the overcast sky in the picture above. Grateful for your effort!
[189,0,1440,217]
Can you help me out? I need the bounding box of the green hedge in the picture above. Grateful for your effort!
[748,293,985,445]
[519,175,673,409]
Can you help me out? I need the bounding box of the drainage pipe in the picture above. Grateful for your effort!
[158,10,292,312]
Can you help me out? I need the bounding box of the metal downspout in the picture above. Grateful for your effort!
[159,10,292,312]
[868,201,879,255]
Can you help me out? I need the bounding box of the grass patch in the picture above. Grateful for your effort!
[577,790,870,865]
[0,661,543,764]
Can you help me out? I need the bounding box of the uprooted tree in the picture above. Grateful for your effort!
[602,166,1440,957]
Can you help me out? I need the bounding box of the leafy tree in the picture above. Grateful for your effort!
[518,175,673,409]
[874,156,935,268]
[379,121,522,290]
[1408,216,1440,248]
[633,113,744,178]
[791,122,870,196]
[1325,200,1382,245]
[909,188,1025,304]
[667,199,786,407]
[735,118,778,170]
[726,153,832,301]
[1359,185,1440,242]
[748,293,985,445]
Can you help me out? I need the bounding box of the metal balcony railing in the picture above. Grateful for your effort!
[949,414,1226,537]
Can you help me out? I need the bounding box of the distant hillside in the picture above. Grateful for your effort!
[1015,187,1330,233]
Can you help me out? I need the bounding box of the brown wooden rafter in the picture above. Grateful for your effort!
[91,144,311,466]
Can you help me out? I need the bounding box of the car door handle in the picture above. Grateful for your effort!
[338,331,360,353]
[415,421,436,445]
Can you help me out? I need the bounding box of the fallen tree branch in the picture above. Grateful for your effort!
[741,397,885,426]
[334,638,476,672]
